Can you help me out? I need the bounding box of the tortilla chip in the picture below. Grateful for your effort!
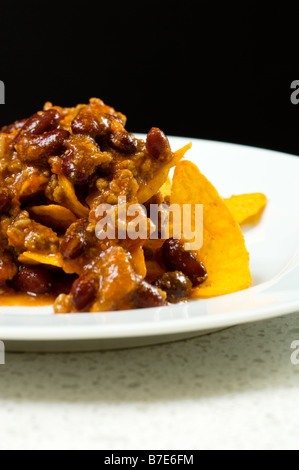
[225,193,267,225]
[17,254,40,265]
[19,252,63,268]
[137,143,192,204]
[130,246,147,279]
[49,158,89,219]
[160,177,172,200]
[20,174,49,198]
[170,161,252,297]
[28,205,77,232]
[55,174,89,219]
[143,239,166,282]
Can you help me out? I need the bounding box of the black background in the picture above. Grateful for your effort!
[0,1,298,155]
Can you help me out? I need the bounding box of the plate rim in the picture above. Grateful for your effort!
[1,295,299,341]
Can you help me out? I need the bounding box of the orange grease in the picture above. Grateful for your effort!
[0,289,55,307]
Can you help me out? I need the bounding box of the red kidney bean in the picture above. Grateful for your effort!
[72,111,114,140]
[153,271,192,303]
[109,131,138,154]
[62,150,77,179]
[62,133,110,184]
[70,273,97,311]
[0,189,12,214]
[15,129,69,163]
[146,127,172,161]
[11,267,52,294]
[72,112,101,139]
[0,252,17,285]
[60,232,85,260]
[132,281,167,308]
[62,150,91,185]
[1,118,27,134]
[60,219,88,260]
[161,238,207,286]
[20,109,60,136]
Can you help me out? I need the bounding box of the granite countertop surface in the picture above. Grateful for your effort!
[0,311,299,450]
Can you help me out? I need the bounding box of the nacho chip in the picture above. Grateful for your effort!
[225,193,267,225]
[160,177,172,200]
[19,252,63,268]
[55,173,89,219]
[20,174,49,198]
[49,157,89,219]
[28,205,78,232]
[137,143,192,204]
[17,254,40,265]
[130,246,147,279]
[143,239,166,282]
[170,161,252,297]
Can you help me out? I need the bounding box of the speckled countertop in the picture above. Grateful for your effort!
[0,312,299,450]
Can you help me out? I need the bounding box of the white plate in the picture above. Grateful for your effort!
[1,136,299,352]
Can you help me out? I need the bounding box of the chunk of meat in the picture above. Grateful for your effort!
[62,134,112,185]
[0,134,24,198]
[6,211,59,254]
[55,246,138,312]
[90,247,138,312]
[15,129,69,164]
[20,166,50,199]
[0,251,17,285]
